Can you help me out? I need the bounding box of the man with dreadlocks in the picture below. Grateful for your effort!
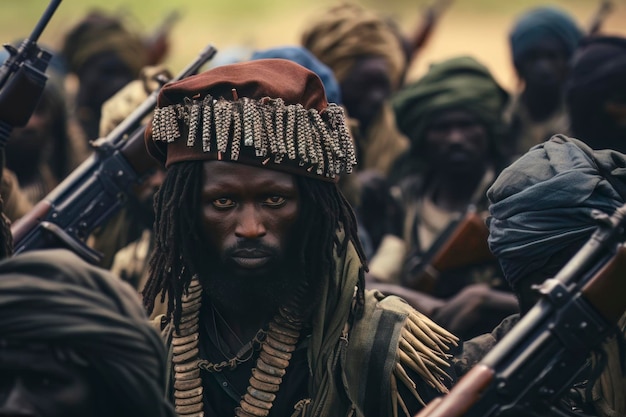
[142,59,457,417]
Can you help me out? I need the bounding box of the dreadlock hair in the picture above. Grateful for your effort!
[0,152,13,259]
[142,160,367,325]
[0,203,13,259]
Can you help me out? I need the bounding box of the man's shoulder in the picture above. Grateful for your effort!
[351,291,458,377]
[338,290,458,414]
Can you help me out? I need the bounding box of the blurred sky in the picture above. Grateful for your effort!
[2,0,626,91]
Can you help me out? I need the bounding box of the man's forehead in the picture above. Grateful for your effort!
[201,160,298,187]
[521,36,569,58]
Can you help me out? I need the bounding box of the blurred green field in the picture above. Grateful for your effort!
[2,0,626,90]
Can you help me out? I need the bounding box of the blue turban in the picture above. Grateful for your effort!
[510,6,583,64]
[251,46,342,104]
[487,135,626,286]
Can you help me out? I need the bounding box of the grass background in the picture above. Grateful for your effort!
[2,0,626,90]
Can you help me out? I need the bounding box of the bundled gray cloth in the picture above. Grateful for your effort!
[0,249,174,417]
[487,135,626,286]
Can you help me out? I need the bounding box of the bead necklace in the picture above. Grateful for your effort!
[172,276,306,417]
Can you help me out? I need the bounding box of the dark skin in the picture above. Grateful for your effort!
[422,109,490,212]
[6,93,56,184]
[569,94,626,153]
[357,170,404,248]
[199,161,301,350]
[339,56,392,134]
[515,36,569,122]
[75,51,137,140]
[0,348,97,417]
[131,167,166,228]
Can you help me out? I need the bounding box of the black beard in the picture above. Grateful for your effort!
[194,244,306,319]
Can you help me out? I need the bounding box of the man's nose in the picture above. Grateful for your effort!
[445,126,467,144]
[0,381,37,417]
[235,205,267,239]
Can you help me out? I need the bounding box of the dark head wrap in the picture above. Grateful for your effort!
[0,249,174,417]
[145,58,356,182]
[566,36,626,151]
[487,135,626,287]
[251,46,342,105]
[509,6,583,66]
[391,56,509,173]
[62,10,146,75]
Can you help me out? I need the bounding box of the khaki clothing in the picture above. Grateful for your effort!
[110,229,152,289]
[393,170,506,297]
[1,169,33,222]
[111,229,167,318]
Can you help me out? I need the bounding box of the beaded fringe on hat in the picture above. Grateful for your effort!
[151,96,357,180]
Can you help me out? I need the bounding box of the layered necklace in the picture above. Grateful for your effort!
[202,304,267,373]
[172,276,305,417]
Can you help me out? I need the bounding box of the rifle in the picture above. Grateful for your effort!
[144,10,181,66]
[10,44,217,264]
[415,204,626,417]
[0,0,62,148]
[405,206,495,294]
[406,0,453,63]
[588,0,614,36]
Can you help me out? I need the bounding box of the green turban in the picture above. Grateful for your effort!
[392,56,509,170]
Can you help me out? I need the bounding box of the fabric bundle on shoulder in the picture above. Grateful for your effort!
[487,134,626,417]
[487,134,626,287]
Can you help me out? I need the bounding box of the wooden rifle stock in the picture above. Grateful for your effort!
[119,126,160,176]
[582,244,626,324]
[414,365,494,417]
[407,208,495,293]
[10,200,51,244]
[413,238,626,417]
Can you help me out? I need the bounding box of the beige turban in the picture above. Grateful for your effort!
[301,3,407,89]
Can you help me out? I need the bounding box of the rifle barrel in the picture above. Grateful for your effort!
[102,43,217,146]
[176,44,217,80]
[27,0,63,43]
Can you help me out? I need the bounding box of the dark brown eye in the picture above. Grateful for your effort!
[263,196,286,207]
[213,198,235,209]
